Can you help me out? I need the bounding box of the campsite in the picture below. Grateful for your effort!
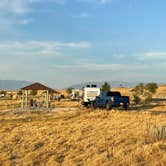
[1,0,166,165]
[0,83,166,166]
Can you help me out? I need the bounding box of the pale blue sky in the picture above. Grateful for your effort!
[0,0,166,88]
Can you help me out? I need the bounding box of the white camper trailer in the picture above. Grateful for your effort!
[71,89,83,101]
[83,85,100,106]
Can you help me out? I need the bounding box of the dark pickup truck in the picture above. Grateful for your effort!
[93,91,130,110]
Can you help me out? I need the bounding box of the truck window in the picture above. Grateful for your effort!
[107,91,121,96]
[99,92,106,97]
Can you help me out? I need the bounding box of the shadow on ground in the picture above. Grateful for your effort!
[130,104,163,111]
[129,98,166,114]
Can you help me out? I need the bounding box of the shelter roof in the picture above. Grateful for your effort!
[21,82,59,93]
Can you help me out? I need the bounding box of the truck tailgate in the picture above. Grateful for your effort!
[121,96,130,104]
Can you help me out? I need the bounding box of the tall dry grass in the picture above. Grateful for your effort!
[0,86,166,165]
[0,109,166,166]
[0,100,21,110]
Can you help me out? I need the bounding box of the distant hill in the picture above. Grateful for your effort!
[0,80,33,90]
[69,81,139,89]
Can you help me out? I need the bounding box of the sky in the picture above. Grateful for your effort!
[0,0,166,88]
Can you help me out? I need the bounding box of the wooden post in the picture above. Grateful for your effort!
[26,90,28,108]
[46,90,49,108]
[21,90,24,109]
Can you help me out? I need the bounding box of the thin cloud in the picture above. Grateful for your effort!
[144,52,166,58]
[53,63,149,72]
[0,40,92,57]
[73,12,92,19]
[18,18,34,25]
[0,0,29,14]
[0,0,65,14]
[77,0,112,4]
[56,42,92,49]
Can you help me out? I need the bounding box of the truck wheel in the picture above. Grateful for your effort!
[92,102,97,109]
[123,105,128,110]
[106,102,111,110]
[83,102,89,107]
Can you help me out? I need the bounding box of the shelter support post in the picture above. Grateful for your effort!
[46,90,49,108]
[26,90,28,108]
[21,90,24,109]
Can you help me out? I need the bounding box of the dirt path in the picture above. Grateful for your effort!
[51,107,80,112]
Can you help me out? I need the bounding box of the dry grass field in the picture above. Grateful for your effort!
[0,109,166,166]
[0,100,21,110]
[0,86,166,166]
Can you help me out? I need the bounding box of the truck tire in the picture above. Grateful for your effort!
[83,102,89,107]
[106,102,111,110]
[123,104,128,110]
[92,101,97,109]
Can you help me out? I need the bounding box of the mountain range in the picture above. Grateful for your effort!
[69,81,140,89]
[0,80,162,90]
[0,80,32,90]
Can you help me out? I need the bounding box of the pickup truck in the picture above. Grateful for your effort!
[92,91,130,110]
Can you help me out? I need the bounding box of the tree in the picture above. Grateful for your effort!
[145,83,158,94]
[132,83,144,96]
[101,82,111,92]
[132,82,158,104]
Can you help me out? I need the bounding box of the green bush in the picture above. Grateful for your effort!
[133,95,141,104]
[101,82,111,92]
[145,83,158,94]
[132,82,158,104]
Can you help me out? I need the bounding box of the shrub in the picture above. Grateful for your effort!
[145,83,158,94]
[101,82,111,92]
[146,125,166,142]
[132,82,158,104]
[133,95,141,104]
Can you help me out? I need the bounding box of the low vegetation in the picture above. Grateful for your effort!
[132,83,158,104]
[0,109,166,166]
[0,100,21,110]
[101,82,111,92]
[0,85,166,165]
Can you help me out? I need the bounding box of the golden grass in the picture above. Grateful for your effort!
[0,100,81,110]
[0,86,166,165]
[0,109,166,166]
[51,100,81,108]
[0,100,21,110]
[154,85,166,98]
[112,87,133,97]
[0,85,165,110]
